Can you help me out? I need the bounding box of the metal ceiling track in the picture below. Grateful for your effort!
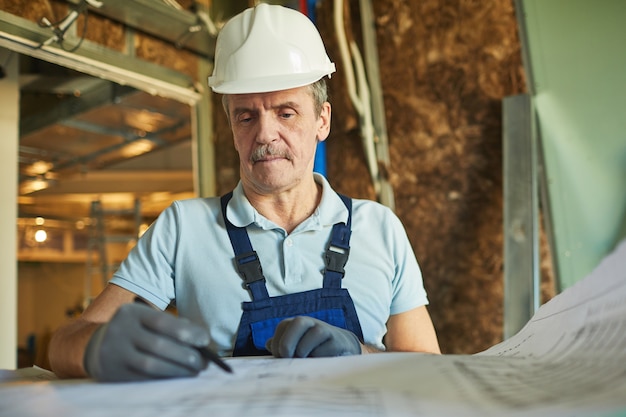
[0,10,201,104]
[20,81,136,137]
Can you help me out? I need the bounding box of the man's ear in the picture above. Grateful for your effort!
[317,102,332,142]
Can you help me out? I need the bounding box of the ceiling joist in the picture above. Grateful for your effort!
[64,0,218,58]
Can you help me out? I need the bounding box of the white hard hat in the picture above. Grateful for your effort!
[208,3,336,94]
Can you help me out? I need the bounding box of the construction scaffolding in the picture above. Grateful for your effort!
[84,199,141,307]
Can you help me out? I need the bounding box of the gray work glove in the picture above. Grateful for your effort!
[83,302,210,382]
[266,316,362,358]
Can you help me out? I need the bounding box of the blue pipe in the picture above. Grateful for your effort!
[307,0,327,177]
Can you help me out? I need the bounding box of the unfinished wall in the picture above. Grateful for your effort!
[314,0,555,353]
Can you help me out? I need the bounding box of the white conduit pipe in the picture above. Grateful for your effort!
[334,0,380,195]
[333,0,362,113]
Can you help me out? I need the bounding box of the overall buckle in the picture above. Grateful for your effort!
[235,251,265,286]
[324,245,350,277]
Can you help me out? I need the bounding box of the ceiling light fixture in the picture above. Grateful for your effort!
[34,229,48,243]
[121,139,155,158]
[24,160,54,176]
[19,178,51,194]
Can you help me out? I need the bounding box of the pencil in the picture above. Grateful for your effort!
[196,346,233,374]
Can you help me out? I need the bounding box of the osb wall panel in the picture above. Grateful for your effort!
[0,0,198,81]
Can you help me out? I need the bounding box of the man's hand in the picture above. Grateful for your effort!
[266,316,362,358]
[83,302,210,382]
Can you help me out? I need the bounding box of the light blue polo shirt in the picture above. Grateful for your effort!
[110,174,429,355]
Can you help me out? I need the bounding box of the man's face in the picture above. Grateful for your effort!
[227,86,331,195]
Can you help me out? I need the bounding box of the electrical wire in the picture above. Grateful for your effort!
[61,9,89,53]
[333,0,381,196]
[174,0,218,48]
[35,0,99,52]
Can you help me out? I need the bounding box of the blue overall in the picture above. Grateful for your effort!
[220,192,364,357]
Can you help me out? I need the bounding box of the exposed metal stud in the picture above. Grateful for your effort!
[503,93,540,339]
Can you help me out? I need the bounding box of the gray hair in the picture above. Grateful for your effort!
[221,78,329,121]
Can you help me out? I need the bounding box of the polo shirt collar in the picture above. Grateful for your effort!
[225,173,349,230]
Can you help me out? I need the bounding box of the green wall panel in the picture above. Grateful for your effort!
[520,0,626,288]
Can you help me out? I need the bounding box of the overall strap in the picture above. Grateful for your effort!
[323,194,352,289]
[220,192,270,300]
[221,192,353,296]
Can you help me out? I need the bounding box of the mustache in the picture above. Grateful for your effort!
[250,145,291,162]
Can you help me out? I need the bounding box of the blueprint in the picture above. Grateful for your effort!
[2,239,625,417]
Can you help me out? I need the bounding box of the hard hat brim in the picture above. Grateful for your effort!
[209,67,335,95]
